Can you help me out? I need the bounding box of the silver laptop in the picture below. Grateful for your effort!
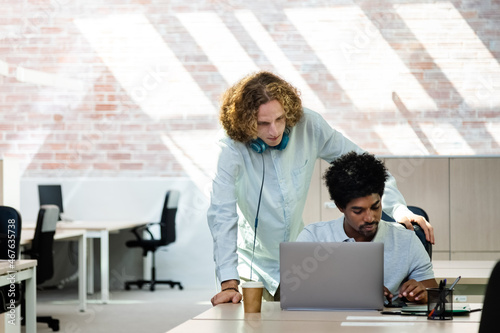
[280,242,384,310]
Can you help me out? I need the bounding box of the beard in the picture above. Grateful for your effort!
[358,221,379,238]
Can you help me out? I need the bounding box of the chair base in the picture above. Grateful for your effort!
[37,316,60,331]
[125,279,184,292]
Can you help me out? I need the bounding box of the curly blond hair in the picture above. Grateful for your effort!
[219,71,303,143]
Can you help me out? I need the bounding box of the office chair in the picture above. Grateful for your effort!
[381,205,432,260]
[22,204,61,331]
[125,190,184,292]
[0,206,23,313]
[479,260,500,333]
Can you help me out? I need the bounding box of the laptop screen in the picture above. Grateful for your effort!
[280,242,384,310]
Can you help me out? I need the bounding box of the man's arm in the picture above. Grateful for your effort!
[207,142,242,305]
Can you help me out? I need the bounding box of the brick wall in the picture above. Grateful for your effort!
[1,0,499,178]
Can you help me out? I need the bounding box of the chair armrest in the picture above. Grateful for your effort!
[130,223,157,240]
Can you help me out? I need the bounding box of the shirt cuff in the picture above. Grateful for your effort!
[392,205,412,222]
[218,266,241,285]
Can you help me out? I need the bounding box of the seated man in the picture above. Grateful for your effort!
[296,152,438,304]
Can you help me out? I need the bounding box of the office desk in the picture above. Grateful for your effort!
[53,220,148,304]
[24,220,147,304]
[0,260,37,333]
[433,260,497,284]
[21,229,87,312]
[168,319,480,333]
[194,302,483,323]
[168,302,482,333]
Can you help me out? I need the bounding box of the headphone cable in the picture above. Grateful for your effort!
[250,153,265,281]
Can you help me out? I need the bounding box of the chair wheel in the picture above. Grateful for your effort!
[150,284,155,291]
[125,284,131,290]
[179,285,184,290]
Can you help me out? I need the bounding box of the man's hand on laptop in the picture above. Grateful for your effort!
[211,279,242,306]
[397,213,435,245]
[398,279,427,304]
[383,286,394,304]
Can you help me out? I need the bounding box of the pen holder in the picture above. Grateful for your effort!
[427,287,453,320]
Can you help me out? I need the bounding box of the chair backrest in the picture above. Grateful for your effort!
[381,205,432,260]
[479,260,500,333]
[31,204,59,284]
[0,206,22,260]
[159,190,180,246]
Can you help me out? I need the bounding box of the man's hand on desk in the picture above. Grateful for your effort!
[397,213,435,245]
[398,279,436,304]
[211,279,242,306]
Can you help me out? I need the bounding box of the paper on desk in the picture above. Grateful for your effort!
[342,322,416,327]
[347,316,419,322]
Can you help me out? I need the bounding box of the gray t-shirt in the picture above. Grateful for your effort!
[296,217,435,300]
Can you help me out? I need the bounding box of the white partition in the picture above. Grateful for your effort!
[0,158,20,211]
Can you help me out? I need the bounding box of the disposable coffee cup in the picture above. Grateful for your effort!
[242,281,264,313]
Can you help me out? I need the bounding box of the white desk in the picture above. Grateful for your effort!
[53,220,148,303]
[433,260,497,284]
[21,228,87,312]
[167,302,482,333]
[194,302,483,323]
[0,260,37,333]
[168,319,480,333]
[24,220,147,304]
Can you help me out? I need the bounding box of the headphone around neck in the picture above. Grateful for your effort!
[249,128,290,154]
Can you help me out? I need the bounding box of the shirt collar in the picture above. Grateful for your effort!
[334,217,355,242]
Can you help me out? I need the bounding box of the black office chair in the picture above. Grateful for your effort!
[22,204,60,331]
[0,206,23,313]
[125,190,183,291]
[479,260,500,333]
[381,205,432,260]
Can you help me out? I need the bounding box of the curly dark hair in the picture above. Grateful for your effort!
[219,71,303,143]
[323,152,388,209]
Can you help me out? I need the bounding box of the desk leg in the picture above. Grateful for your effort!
[79,234,87,312]
[87,237,94,294]
[25,266,36,333]
[100,230,109,304]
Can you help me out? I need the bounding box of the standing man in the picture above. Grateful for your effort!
[208,71,434,305]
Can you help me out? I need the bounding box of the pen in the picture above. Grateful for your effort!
[443,276,461,298]
[448,276,461,290]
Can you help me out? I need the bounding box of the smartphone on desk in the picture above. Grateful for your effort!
[384,298,407,308]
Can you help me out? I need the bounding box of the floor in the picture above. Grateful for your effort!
[24,284,215,333]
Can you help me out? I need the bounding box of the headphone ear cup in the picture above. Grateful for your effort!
[249,138,268,153]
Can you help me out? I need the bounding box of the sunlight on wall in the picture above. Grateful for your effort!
[177,12,259,85]
[161,130,220,197]
[486,123,500,147]
[396,2,500,110]
[75,14,215,119]
[419,123,474,155]
[234,10,326,113]
[16,66,85,91]
[285,6,438,112]
[374,123,430,155]
[0,59,8,76]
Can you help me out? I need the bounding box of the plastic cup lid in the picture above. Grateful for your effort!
[242,281,264,288]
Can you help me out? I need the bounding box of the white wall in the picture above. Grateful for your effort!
[20,177,216,290]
